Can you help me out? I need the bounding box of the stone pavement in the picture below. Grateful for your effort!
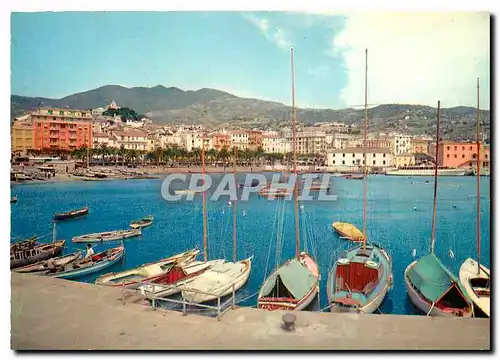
[11,273,490,350]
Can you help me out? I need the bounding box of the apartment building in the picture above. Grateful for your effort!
[438,141,490,169]
[285,131,326,155]
[11,119,34,154]
[393,134,412,154]
[262,135,292,154]
[394,154,416,168]
[247,130,263,151]
[32,108,93,151]
[411,138,431,155]
[211,133,231,151]
[231,131,249,150]
[112,130,148,151]
[326,147,393,168]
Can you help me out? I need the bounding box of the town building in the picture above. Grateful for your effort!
[231,131,249,150]
[211,133,231,151]
[262,135,291,154]
[411,138,431,155]
[11,119,34,155]
[366,137,392,149]
[326,147,393,168]
[438,141,490,169]
[393,134,412,155]
[285,131,326,155]
[112,130,148,151]
[393,154,416,168]
[32,108,93,151]
[247,130,263,151]
[328,133,351,149]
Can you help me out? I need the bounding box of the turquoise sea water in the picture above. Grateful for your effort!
[10,174,491,315]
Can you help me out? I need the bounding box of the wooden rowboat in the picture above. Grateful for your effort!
[130,215,154,229]
[72,228,141,243]
[11,236,37,254]
[54,207,89,221]
[13,251,82,273]
[332,222,365,242]
[95,247,199,287]
[49,245,125,279]
[139,259,225,298]
[459,258,490,317]
[344,174,364,180]
[10,240,66,269]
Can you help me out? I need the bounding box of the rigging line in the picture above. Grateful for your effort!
[263,198,282,284]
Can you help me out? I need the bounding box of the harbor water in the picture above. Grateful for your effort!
[10,174,491,315]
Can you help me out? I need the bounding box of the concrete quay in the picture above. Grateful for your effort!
[11,273,490,350]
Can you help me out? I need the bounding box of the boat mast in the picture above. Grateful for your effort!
[476,78,481,274]
[362,49,368,253]
[430,101,441,254]
[291,46,300,260]
[232,146,237,262]
[201,127,208,262]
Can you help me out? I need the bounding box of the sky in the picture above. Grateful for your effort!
[11,11,490,109]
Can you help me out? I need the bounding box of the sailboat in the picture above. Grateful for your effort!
[257,46,320,311]
[179,129,253,304]
[405,101,473,317]
[459,78,490,318]
[327,49,393,314]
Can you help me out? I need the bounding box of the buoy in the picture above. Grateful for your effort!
[452,204,457,208]
[242,210,247,217]
[228,201,232,206]
[300,205,304,210]
[412,249,417,257]
[449,249,455,259]
[413,206,417,211]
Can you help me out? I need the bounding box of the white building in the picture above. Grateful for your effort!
[328,133,352,149]
[231,131,249,150]
[326,147,393,169]
[393,134,412,155]
[262,136,291,154]
[184,132,212,152]
[112,130,148,151]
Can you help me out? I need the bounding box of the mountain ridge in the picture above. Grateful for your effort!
[11,85,490,140]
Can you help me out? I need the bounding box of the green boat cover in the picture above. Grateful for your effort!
[261,259,316,300]
[407,253,468,302]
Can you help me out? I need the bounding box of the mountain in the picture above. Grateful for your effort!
[11,85,490,140]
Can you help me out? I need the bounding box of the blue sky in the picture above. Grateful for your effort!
[11,12,490,109]
[11,12,347,108]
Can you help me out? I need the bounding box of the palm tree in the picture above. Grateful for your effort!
[118,145,126,166]
[99,143,109,166]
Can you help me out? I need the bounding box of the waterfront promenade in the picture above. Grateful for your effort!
[11,273,490,350]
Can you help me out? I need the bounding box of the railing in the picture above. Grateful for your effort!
[120,279,238,321]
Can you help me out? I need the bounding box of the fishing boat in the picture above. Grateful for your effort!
[11,196,18,203]
[174,189,197,195]
[177,128,252,305]
[72,228,141,243]
[385,166,466,176]
[238,179,260,188]
[49,245,125,280]
[459,78,490,318]
[344,174,364,180]
[259,186,292,199]
[13,251,81,274]
[94,247,199,287]
[257,47,320,311]
[332,222,364,242]
[10,240,65,269]
[130,215,154,229]
[139,259,225,298]
[10,236,37,253]
[404,101,473,317]
[54,207,89,221]
[327,50,393,314]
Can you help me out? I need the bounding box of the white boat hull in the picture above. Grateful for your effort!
[181,257,252,304]
[459,258,490,317]
[405,260,472,317]
[386,168,466,176]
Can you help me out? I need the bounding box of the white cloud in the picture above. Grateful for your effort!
[330,12,490,109]
[242,13,292,50]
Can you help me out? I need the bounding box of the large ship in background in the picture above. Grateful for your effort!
[386,166,467,176]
